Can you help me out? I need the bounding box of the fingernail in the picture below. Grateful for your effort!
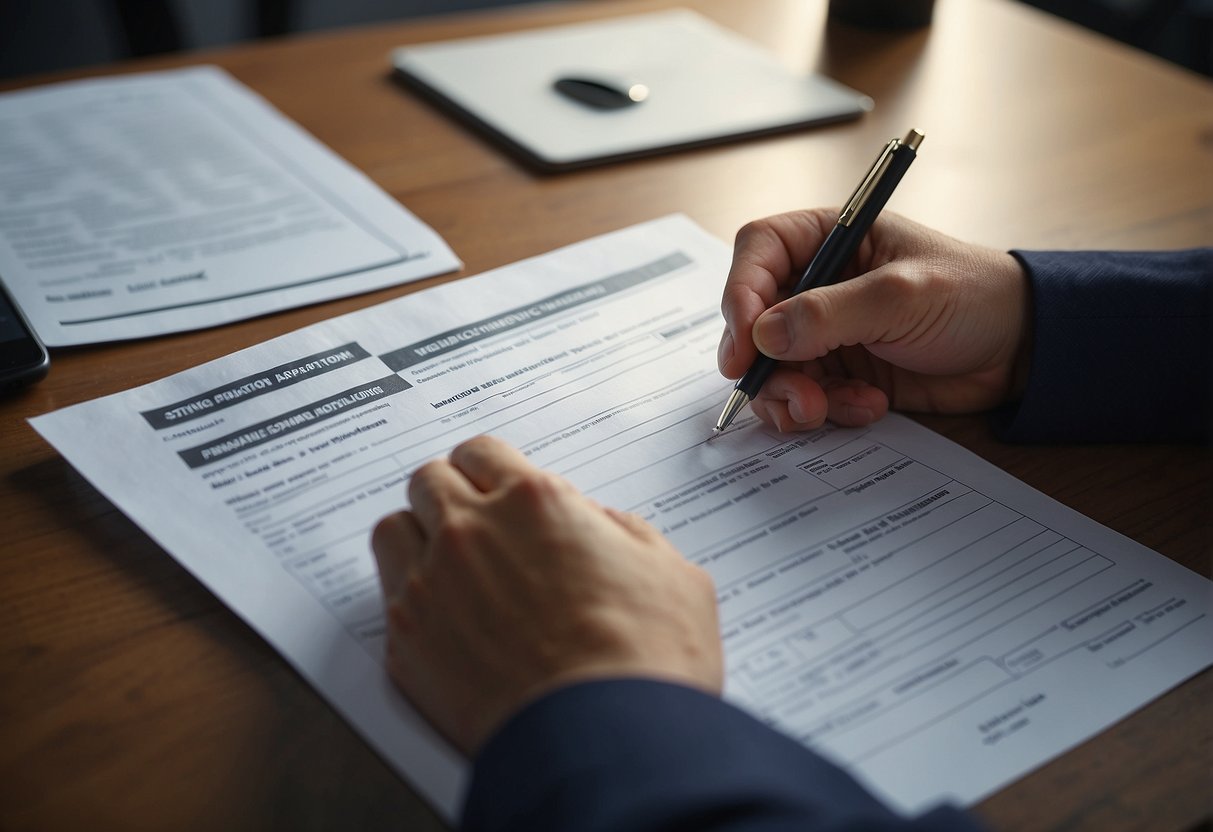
[788,398,807,424]
[717,329,734,370]
[755,312,789,356]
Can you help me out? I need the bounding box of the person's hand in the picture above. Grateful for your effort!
[718,209,1031,432]
[371,435,723,756]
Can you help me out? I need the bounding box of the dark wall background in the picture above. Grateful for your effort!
[0,0,534,80]
[1,0,1209,81]
[1021,0,1210,76]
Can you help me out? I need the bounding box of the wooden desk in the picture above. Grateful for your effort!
[2,1,1210,829]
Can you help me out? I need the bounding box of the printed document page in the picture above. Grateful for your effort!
[31,215,1213,820]
[0,66,459,346]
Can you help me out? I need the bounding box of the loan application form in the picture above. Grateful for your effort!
[31,215,1213,821]
[0,67,459,346]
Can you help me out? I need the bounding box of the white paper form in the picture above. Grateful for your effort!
[0,66,459,346]
[31,215,1213,821]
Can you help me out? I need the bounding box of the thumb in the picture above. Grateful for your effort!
[752,267,919,361]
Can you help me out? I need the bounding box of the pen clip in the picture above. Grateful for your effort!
[838,137,901,227]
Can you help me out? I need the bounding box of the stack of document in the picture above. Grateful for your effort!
[0,66,459,346]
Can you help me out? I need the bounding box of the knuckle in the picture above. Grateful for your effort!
[803,207,840,234]
[413,459,443,478]
[721,284,762,329]
[408,460,442,494]
[455,433,496,457]
[512,469,562,503]
[733,218,774,250]
[872,268,920,304]
[720,281,750,310]
[788,290,831,334]
[870,268,939,338]
[503,469,568,517]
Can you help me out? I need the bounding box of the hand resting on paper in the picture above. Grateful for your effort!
[370,434,723,756]
[718,209,1032,433]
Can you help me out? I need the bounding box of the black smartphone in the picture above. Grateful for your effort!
[0,281,50,391]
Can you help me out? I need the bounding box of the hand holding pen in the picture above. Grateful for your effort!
[715,132,1035,434]
[715,130,924,433]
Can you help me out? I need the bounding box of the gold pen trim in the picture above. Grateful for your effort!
[839,138,899,227]
[838,129,924,227]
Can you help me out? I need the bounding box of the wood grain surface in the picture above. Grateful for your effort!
[1,1,1210,830]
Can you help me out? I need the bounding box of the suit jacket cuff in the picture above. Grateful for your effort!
[995,248,1211,443]
[462,678,980,832]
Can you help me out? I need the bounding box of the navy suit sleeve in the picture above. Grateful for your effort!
[996,248,1211,443]
[461,679,982,832]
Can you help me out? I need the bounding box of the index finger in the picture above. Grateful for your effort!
[371,510,425,597]
[408,458,476,535]
[720,210,836,378]
[448,434,534,493]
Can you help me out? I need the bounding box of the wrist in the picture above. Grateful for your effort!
[1005,252,1034,402]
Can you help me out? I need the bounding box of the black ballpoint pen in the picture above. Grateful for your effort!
[713,128,924,434]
